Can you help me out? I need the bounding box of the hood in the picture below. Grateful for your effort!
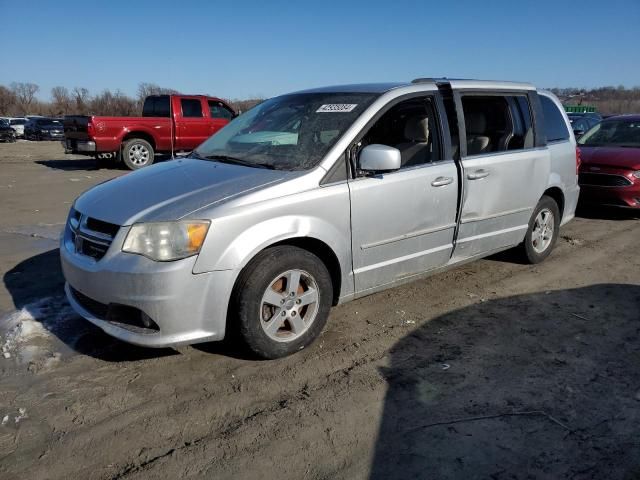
[74,158,289,226]
[579,145,640,170]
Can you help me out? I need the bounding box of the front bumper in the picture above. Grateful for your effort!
[579,182,640,208]
[60,224,236,347]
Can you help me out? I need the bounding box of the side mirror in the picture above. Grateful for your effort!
[359,144,401,172]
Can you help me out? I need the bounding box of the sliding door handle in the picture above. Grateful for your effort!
[467,169,490,180]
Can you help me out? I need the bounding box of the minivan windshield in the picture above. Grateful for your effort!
[578,119,640,148]
[194,92,377,170]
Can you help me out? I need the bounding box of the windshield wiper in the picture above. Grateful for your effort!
[204,154,276,170]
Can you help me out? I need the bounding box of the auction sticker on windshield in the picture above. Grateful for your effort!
[316,104,358,113]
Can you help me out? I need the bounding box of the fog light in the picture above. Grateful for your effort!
[141,312,155,328]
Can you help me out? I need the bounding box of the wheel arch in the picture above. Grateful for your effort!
[543,186,565,219]
[121,130,156,150]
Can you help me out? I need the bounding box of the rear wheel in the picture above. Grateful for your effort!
[232,246,333,359]
[121,138,154,170]
[519,195,560,264]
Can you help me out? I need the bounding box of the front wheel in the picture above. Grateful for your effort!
[519,195,560,264]
[121,138,154,170]
[232,246,333,359]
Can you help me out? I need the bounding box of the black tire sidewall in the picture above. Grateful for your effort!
[122,138,154,170]
[233,246,333,359]
[523,196,560,264]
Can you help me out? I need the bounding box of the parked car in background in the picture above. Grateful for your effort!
[61,79,579,359]
[24,117,64,140]
[63,94,236,170]
[0,119,17,142]
[578,114,640,208]
[567,112,602,138]
[9,117,27,138]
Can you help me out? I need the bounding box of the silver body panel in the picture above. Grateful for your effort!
[60,82,579,347]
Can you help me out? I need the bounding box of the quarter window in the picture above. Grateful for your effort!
[540,95,570,142]
[181,99,203,118]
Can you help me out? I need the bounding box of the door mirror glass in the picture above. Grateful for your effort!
[359,144,401,172]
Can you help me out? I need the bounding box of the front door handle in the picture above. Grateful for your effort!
[467,169,490,180]
[431,176,454,187]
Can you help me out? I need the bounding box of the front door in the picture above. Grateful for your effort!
[207,100,234,136]
[348,94,458,294]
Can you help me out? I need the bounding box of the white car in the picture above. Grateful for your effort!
[8,118,27,138]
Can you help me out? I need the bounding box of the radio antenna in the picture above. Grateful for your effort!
[169,94,175,159]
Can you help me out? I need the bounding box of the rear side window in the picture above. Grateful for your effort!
[460,94,534,155]
[540,95,570,142]
[208,101,234,120]
[142,96,170,117]
[181,99,203,118]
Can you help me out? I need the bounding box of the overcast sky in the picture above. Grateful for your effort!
[2,0,639,100]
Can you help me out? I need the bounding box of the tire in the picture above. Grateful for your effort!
[231,246,333,359]
[121,138,154,170]
[519,195,560,264]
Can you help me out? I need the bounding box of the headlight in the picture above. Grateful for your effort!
[122,221,210,261]
[633,171,640,179]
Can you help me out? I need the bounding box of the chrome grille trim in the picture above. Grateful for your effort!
[68,210,120,260]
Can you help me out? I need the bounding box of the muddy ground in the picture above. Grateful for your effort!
[0,141,638,480]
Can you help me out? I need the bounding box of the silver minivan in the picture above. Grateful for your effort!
[61,79,579,358]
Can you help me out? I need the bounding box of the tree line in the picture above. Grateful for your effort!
[550,86,640,115]
[0,82,263,117]
[1,81,639,118]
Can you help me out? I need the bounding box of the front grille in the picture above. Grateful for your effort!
[74,236,109,259]
[68,210,119,260]
[86,217,120,237]
[579,172,633,187]
[70,287,108,319]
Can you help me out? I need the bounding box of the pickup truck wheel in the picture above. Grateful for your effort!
[519,195,560,264]
[122,138,154,170]
[232,246,333,359]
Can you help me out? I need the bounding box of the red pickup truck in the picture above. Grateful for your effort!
[63,94,236,169]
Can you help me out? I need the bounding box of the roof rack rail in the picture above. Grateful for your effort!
[411,78,438,84]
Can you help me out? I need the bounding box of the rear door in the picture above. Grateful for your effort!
[452,88,549,260]
[348,92,459,294]
[175,97,211,150]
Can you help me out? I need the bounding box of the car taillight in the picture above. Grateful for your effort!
[575,146,582,175]
[87,121,96,137]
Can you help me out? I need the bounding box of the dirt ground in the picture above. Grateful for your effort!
[0,141,639,480]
